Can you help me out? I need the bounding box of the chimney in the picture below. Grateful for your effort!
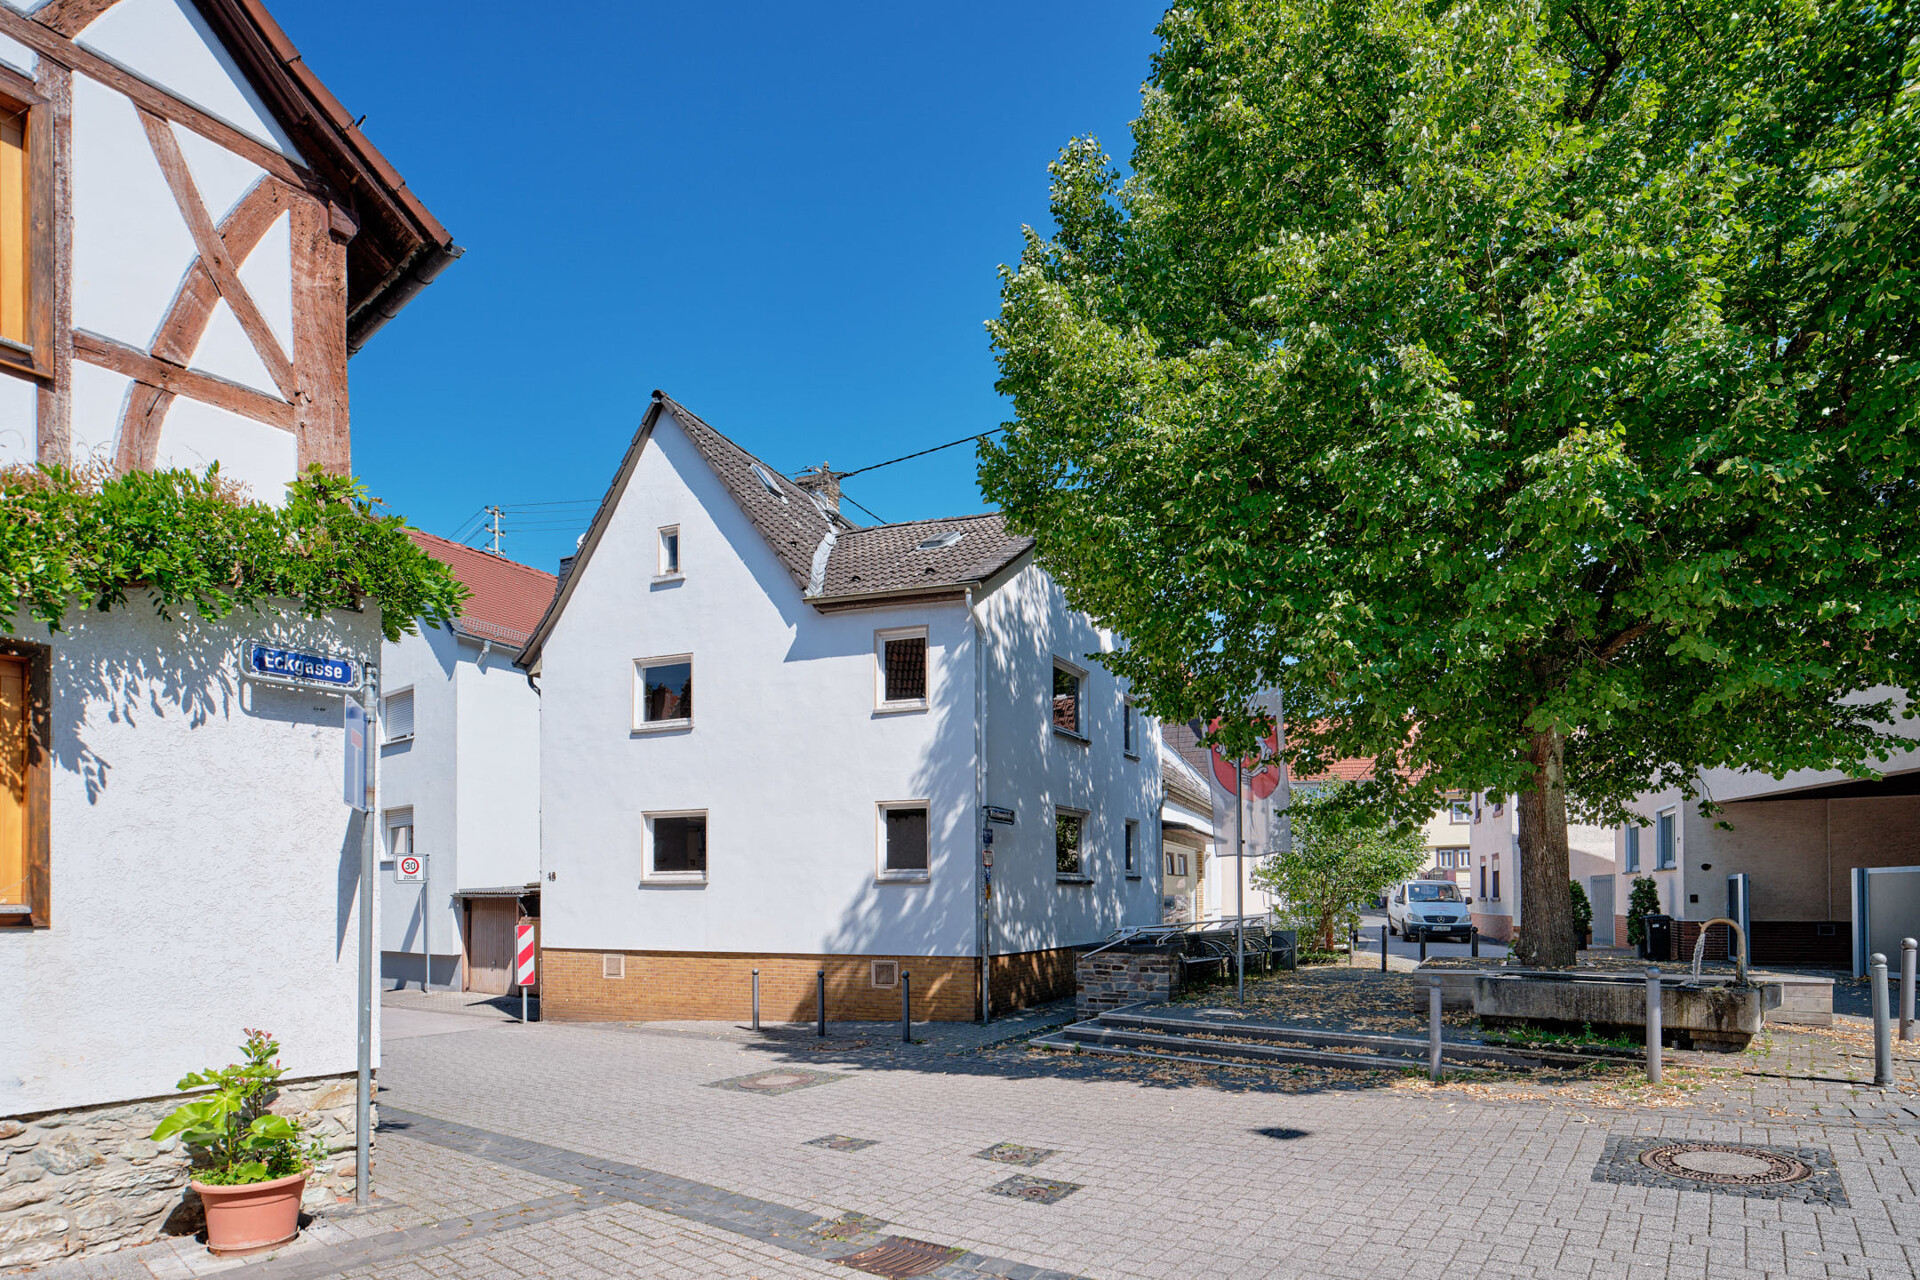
[794,463,841,515]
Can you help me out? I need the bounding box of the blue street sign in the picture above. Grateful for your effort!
[343,698,369,811]
[246,642,360,691]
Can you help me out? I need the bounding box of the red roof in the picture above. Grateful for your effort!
[407,530,558,649]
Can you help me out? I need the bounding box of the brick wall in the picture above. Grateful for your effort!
[1669,921,1850,967]
[989,947,1079,1011]
[541,950,982,1023]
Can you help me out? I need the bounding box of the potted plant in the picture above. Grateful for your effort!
[150,1029,327,1257]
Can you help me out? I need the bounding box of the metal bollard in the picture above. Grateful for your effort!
[1381,924,1389,973]
[1471,927,1479,958]
[817,970,827,1039]
[1419,933,1428,962]
[1871,952,1893,1087]
[901,972,912,1043]
[1645,967,1663,1084]
[751,969,760,1032]
[1428,980,1443,1082]
[1901,938,1916,1042]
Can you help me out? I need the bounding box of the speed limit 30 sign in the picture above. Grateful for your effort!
[396,855,424,882]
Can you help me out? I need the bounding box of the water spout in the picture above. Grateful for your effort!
[1690,917,1748,985]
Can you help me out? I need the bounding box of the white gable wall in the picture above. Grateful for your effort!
[540,410,979,959]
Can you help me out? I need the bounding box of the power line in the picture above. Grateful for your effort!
[837,427,1005,479]
[839,490,887,524]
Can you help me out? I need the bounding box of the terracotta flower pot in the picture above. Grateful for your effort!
[192,1170,307,1257]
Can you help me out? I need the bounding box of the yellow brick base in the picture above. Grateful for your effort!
[539,947,1078,1023]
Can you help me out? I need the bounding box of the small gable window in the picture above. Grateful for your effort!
[657,526,680,578]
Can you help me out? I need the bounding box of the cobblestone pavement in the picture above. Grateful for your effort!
[24,988,1920,1280]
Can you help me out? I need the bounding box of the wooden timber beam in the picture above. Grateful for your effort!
[74,329,294,432]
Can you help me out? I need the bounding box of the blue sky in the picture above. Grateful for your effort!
[275,1,1166,571]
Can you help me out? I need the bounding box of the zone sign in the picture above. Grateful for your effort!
[396,855,424,883]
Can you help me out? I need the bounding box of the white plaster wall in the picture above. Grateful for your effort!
[0,29,37,77]
[0,373,34,464]
[0,598,380,1116]
[375,623,458,968]
[453,640,541,892]
[539,409,979,959]
[152,396,296,506]
[975,561,1162,954]
[1467,795,1613,927]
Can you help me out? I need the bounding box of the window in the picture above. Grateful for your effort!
[657,526,680,577]
[1479,862,1487,899]
[751,463,782,495]
[0,82,52,377]
[1176,852,1189,876]
[1051,661,1085,739]
[1165,851,1176,876]
[0,643,49,927]
[1124,819,1139,876]
[875,628,927,709]
[383,688,414,742]
[1123,701,1138,757]
[645,812,707,882]
[0,99,25,350]
[1655,809,1677,869]
[878,802,929,881]
[633,656,693,729]
[915,530,964,551]
[1449,800,1471,824]
[1055,808,1086,879]
[1492,868,1500,900]
[383,808,413,865]
[1624,824,1641,872]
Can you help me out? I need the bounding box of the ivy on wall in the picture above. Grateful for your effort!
[1,464,466,642]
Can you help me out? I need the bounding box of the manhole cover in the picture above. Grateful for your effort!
[704,1068,847,1095]
[974,1141,1058,1167]
[1639,1143,1813,1186]
[834,1236,962,1278]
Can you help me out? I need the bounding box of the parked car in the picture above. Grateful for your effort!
[1387,880,1473,941]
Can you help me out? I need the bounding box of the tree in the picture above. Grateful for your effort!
[1625,876,1663,946]
[982,0,1920,967]
[1253,783,1429,952]
[1569,880,1593,944]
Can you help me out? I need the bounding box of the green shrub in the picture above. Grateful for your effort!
[149,1029,327,1186]
[1625,876,1663,946]
[1570,880,1593,937]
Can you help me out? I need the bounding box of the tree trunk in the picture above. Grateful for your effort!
[1513,727,1577,967]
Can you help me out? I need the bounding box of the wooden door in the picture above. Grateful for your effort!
[465,899,515,994]
[0,657,26,912]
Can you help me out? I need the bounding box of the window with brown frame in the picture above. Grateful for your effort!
[0,641,50,927]
[0,75,51,379]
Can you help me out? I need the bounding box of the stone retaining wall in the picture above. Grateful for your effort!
[0,1073,361,1268]
[1076,945,1181,1018]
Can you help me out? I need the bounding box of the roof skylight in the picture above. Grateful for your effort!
[751,464,781,495]
[915,530,965,551]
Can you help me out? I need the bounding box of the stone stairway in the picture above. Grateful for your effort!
[1029,1006,1634,1074]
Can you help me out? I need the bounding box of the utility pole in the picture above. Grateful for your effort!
[485,506,504,556]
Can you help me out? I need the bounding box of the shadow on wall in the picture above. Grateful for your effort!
[28,598,369,955]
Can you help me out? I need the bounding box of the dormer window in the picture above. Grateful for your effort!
[915,530,964,551]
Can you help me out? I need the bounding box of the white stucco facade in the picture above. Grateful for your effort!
[1,598,379,1116]
[377,621,541,988]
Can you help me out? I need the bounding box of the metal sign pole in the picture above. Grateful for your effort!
[1235,761,1245,1004]
[420,854,431,993]
[354,663,378,1207]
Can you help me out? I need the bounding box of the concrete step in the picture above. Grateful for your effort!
[1095,1009,1622,1070]
[1043,1021,1489,1073]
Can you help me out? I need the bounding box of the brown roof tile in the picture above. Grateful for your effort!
[407,530,558,649]
[820,514,1032,598]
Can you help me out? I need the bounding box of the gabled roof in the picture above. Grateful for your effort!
[517,391,1036,669]
[407,530,557,649]
[1161,742,1214,816]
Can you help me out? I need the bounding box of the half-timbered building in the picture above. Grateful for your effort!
[0,0,453,1264]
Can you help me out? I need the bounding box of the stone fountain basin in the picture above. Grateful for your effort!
[1472,972,1763,1051]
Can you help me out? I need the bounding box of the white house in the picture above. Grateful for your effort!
[517,392,1163,1023]
[0,0,453,1264]
[1159,740,1215,923]
[378,532,551,994]
[1465,794,1615,945]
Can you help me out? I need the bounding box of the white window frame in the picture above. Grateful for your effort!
[1655,808,1678,870]
[1055,805,1090,882]
[875,800,932,883]
[1124,818,1140,878]
[382,807,413,868]
[655,525,682,580]
[632,654,694,733]
[874,626,929,713]
[642,809,708,885]
[1449,799,1471,824]
[1623,824,1642,873]
[383,687,414,743]
[1051,658,1088,743]
[1176,852,1189,877]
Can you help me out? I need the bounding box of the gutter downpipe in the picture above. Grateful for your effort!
[969,586,990,1024]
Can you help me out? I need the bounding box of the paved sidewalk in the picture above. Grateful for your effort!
[25,995,1920,1280]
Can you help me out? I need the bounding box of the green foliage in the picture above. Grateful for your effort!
[1252,783,1429,951]
[1570,880,1594,935]
[1,464,465,642]
[150,1029,327,1186]
[1625,875,1664,944]
[982,0,1920,968]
